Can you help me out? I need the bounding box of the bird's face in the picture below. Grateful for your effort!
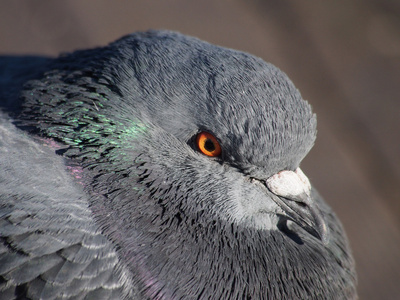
[99,32,327,245]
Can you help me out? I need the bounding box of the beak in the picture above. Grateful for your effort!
[266,168,329,244]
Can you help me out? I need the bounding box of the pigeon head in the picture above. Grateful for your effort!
[19,30,356,299]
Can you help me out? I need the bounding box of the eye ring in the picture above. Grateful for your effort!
[196,132,222,157]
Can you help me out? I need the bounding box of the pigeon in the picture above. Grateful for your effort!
[0,30,357,299]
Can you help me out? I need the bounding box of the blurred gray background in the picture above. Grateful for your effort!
[1,1,399,299]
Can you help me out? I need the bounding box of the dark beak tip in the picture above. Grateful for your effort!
[284,201,330,245]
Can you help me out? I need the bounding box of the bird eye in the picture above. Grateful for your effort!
[196,132,222,157]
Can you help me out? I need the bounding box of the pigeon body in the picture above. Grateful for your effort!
[0,31,357,299]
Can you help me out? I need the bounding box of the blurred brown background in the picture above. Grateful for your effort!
[1,1,399,299]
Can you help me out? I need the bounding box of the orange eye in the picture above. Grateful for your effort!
[196,132,222,157]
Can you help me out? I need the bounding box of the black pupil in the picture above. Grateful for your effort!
[204,139,216,152]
